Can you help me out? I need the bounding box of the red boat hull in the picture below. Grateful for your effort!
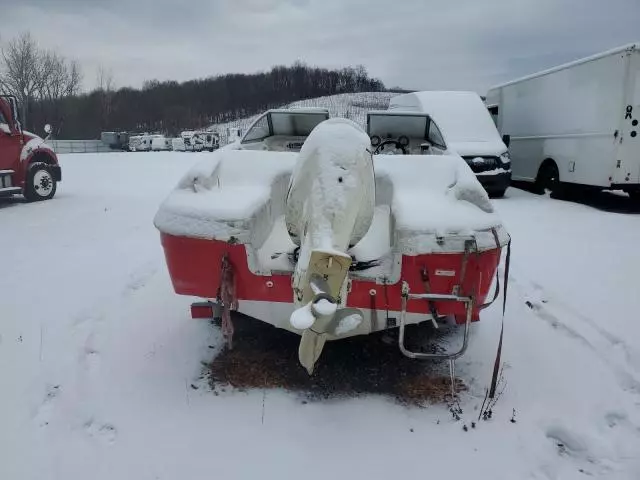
[160,233,502,325]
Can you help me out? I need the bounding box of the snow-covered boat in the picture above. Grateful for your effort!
[154,111,510,373]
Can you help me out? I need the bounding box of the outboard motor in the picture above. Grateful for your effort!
[285,118,375,373]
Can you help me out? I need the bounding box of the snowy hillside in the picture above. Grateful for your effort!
[212,91,397,143]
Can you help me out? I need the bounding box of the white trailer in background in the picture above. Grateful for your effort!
[180,131,219,152]
[180,131,197,151]
[226,127,242,144]
[101,131,130,150]
[195,131,219,152]
[171,137,186,151]
[151,136,171,151]
[128,135,145,152]
[486,43,640,199]
[129,134,166,152]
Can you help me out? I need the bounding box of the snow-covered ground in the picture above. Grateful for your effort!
[2,152,640,480]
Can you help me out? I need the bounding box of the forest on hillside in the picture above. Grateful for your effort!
[54,63,386,139]
[1,33,387,139]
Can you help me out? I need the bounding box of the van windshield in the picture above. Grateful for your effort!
[415,92,502,143]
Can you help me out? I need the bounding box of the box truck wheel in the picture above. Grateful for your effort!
[535,160,560,195]
[24,162,57,202]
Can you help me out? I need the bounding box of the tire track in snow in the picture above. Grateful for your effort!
[543,423,618,477]
[511,274,640,396]
[33,384,61,427]
[527,280,640,372]
[538,409,640,478]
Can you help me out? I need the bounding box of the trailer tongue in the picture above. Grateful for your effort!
[155,116,509,375]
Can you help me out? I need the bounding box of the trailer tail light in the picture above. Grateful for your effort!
[191,301,216,319]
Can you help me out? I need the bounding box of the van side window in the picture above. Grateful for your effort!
[428,121,446,149]
[488,106,499,126]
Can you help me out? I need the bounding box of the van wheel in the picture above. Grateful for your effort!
[24,163,57,202]
[535,161,560,194]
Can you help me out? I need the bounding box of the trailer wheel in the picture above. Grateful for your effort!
[24,162,57,202]
[535,160,560,195]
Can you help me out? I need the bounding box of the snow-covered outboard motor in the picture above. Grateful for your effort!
[285,118,375,373]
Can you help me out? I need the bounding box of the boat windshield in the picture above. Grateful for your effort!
[367,113,429,140]
[243,111,330,143]
[270,112,329,137]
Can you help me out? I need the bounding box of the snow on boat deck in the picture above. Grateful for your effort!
[2,152,640,479]
[154,147,508,255]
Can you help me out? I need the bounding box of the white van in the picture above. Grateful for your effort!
[486,43,640,200]
[389,91,511,197]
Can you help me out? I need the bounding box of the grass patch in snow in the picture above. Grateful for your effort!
[204,313,465,406]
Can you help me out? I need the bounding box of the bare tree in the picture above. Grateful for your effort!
[96,65,114,92]
[39,51,82,101]
[0,32,41,123]
[0,32,82,131]
[37,51,82,134]
[96,65,115,129]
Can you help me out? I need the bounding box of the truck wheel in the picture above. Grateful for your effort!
[24,163,57,202]
[535,161,560,195]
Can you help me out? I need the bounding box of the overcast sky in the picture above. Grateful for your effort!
[1,0,638,93]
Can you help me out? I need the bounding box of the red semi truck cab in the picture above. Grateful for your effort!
[0,95,61,201]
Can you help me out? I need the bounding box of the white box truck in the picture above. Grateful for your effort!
[486,43,640,200]
[389,91,512,197]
